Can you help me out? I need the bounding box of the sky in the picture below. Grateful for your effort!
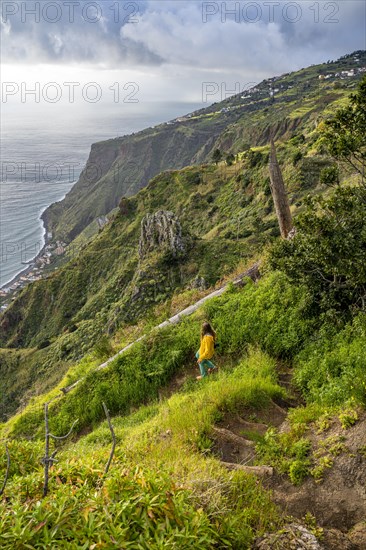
[1,0,366,113]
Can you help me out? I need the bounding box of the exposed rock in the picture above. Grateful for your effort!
[287,227,297,240]
[188,276,208,290]
[139,211,186,260]
[253,523,323,549]
[348,522,366,548]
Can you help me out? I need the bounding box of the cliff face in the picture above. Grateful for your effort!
[43,118,232,243]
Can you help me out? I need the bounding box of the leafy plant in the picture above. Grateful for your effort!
[269,186,366,318]
[321,75,366,182]
[339,408,358,429]
[319,165,340,186]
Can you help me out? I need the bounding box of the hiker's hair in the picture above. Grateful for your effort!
[201,322,216,340]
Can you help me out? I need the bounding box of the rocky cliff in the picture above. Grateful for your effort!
[42,118,231,243]
[139,211,186,260]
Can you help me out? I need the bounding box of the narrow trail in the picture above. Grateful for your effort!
[208,364,366,549]
[211,362,300,478]
[60,263,260,395]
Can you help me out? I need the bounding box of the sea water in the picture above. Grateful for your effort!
[0,102,199,288]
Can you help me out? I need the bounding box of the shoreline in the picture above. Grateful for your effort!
[0,208,52,295]
[0,244,47,291]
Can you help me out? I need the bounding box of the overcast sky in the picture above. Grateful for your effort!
[1,0,366,110]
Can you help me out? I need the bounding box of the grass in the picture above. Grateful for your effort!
[1,52,366,548]
[0,349,283,549]
[1,254,366,545]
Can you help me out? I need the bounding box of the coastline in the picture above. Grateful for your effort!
[0,243,47,291]
[0,207,51,295]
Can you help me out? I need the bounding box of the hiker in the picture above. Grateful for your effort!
[196,322,217,380]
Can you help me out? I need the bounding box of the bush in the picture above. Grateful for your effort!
[269,186,366,318]
[294,313,366,406]
[37,339,51,350]
[183,170,201,185]
[246,150,263,168]
[118,196,130,215]
[319,165,339,186]
[226,153,235,166]
[292,150,303,166]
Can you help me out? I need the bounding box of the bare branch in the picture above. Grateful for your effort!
[0,445,10,497]
[102,402,116,476]
[49,419,78,441]
[42,402,77,497]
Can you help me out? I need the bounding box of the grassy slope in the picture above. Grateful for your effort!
[0,133,335,420]
[1,53,366,547]
[0,351,282,549]
[1,272,366,548]
[0,92,360,420]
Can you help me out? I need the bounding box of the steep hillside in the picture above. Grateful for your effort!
[0,55,364,418]
[1,51,365,422]
[1,69,366,549]
[0,134,338,420]
[43,51,366,243]
[1,270,366,548]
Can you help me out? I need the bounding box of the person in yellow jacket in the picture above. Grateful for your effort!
[196,322,217,380]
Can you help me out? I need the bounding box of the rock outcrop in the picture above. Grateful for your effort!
[253,523,323,549]
[138,211,186,261]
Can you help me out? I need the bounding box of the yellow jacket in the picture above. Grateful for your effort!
[198,334,215,362]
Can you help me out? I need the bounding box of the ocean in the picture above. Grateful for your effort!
[0,102,200,288]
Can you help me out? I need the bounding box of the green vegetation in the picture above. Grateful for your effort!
[269,186,366,319]
[0,351,282,549]
[0,134,333,418]
[43,52,366,245]
[322,75,366,179]
[1,56,366,548]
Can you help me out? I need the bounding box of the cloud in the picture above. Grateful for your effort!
[1,0,160,67]
[1,0,365,71]
[121,0,365,74]
[1,0,365,105]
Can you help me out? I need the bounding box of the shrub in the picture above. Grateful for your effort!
[37,339,51,350]
[269,186,366,318]
[294,313,366,406]
[292,150,303,166]
[246,150,263,168]
[226,153,235,166]
[319,165,339,186]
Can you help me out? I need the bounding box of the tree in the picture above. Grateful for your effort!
[269,186,366,318]
[212,148,222,164]
[321,75,366,184]
[320,165,340,187]
[226,153,235,166]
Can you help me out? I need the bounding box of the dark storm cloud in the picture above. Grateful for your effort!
[1,0,163,66]
[1,0,365,71]
[121,0,365,73]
